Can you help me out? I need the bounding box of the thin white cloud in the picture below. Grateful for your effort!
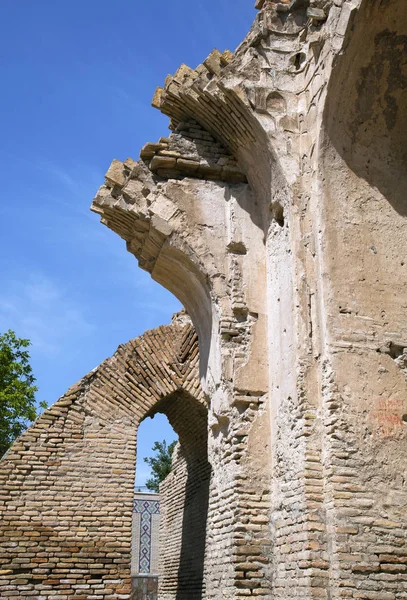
[0,273,94,358]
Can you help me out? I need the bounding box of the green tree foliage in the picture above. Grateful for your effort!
[144,439,177,492]
[0,330,46,458]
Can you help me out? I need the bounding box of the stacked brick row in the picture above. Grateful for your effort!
[203,401,274,599]
[0,316,203,599]
[320,366,407,600]
[139,119,247,184]
[151,49,259,155]
[271,388,330,599]
[159,448,189,599]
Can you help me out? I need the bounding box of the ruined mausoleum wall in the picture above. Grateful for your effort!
[92,0,407,597]
[259,0,407,597]
[315,1,407,595]
[1,1,405,599]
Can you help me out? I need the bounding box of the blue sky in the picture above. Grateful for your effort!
[0,0,256,485]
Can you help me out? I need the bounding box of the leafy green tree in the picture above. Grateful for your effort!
[0,330,46,458]
[144,439,177,492]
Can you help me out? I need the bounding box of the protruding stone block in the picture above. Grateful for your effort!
[150,156,177,171]
[105,159,126,187]
[307,7,327,21]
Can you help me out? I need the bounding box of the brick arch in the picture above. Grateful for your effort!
[0,314,207,600]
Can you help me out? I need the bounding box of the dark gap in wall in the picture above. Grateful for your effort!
[271,201,285,227]
[388,342,405,360]
[151,391,210,600]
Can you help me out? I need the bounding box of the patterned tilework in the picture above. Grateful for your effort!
[150,513,160,574]
[132,494,160,574]
[131,513,141,576]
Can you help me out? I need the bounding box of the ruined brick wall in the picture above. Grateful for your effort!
[0,316,205,600]
[2,1,404,599]
[315,1,407,596]
[203,403,272,599]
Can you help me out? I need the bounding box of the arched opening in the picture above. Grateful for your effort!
[132,390,210,600]
[135,414,177,491]
[131,414,177,588]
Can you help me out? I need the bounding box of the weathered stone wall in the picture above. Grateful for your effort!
[91,1,407,598]
[0,316,206,600]
[315,1,407,596]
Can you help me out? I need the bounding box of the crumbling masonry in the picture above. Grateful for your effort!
[1,0,407,598]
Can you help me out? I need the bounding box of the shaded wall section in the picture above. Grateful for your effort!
[158,391,210,600]
[0,314,204,600]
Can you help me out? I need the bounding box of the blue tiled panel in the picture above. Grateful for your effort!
[133,498,160,573]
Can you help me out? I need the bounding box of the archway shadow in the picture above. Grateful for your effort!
[175,459,211,600]
[151,390,211,600]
